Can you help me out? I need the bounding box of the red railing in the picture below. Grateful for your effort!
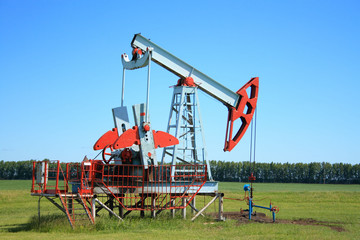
[90,162,207,211]
[31,160,69,194]
[31,160,207,211]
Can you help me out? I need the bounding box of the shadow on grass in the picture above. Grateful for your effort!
[1,214,71,232]
[0,223,31,232]
[1,212,216,233]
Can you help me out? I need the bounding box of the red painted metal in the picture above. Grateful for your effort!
[152,130,179,148]
[31,161,37,193]
[93,128,119,150]
[31,160,69,195]
[89,161,207,211]
[113,126,140,149]
[102,144,114,163]
[143,124,150,132]
[43,161,48,193]
[271,206,280,213]
[113,126,179,149]
[177,77,196,87]
[121,148,132,163]
[224,77,259,152]
[79,160,94,195]
[31,160,207,212]
[248,172,256,181]
[55,161,60,191]
[132,48,143,58]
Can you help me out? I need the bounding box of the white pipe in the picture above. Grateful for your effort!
[146,49,152,123]
[121,67,125,107]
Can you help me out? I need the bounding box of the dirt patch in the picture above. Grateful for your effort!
[279,218,346,232]
[209,211,345,232]
[223,211,273,223]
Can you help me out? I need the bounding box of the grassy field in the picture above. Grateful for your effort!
[0,180,359,239]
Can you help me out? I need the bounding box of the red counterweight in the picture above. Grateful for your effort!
[113,126,179,149]
[93,128,119,150]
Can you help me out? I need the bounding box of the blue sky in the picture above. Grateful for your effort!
[1,0,359,164]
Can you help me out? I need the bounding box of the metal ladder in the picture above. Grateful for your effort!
[58,193,94,229]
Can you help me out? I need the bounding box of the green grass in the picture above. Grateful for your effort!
[0,180,33,190]
[0,180,359,239]
[219,182,360,192]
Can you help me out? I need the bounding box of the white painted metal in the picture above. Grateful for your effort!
[95,198,123,221]
[36,162,47,185]
[218,194,225,221]
[130,34,239,108]
[194,89,212,181]
[112,106,130,134]
[91,198,96,220]
[161,86,212,180]
[121,67,125,107]
[182,198,186,219]
[146,48,153,123]
[191,195,219,221]
[92,181,218,195]
[132,103,157,168]
[121,51,150,70]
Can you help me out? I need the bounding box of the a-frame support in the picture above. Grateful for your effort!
[161,86,213,181]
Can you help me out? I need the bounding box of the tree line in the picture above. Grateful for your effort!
[0,160,35,180]
[210,160,360,184]
[0,160,359,184]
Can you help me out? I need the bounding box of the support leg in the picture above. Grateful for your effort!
[171,197,175,218]
[119,195,124,218]
[182,198,186,219]
[38,196,42,226]
[92,197,96,220]
[218,193,225,221]
[191,197,196,215]
[151,195,156,218]
[140,195,145,218]
[109,196,114,218]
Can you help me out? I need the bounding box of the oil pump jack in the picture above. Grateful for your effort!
[95,34,258,180]
[31,34,261,228]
